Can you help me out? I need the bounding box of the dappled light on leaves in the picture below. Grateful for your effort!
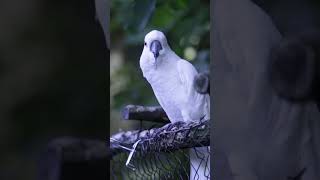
[184,46,197,61]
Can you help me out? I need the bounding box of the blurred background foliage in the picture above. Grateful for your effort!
[110,0,210,134]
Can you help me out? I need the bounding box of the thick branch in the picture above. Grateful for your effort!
[122,105,170,123]
[110,120,210,156]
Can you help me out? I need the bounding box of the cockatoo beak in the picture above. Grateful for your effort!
[150,40,162,69]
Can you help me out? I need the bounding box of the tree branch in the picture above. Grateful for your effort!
[121,105,170,123]
[110,120,210,156]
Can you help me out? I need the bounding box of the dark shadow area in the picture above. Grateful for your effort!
[212,0,320,179]
[0,0,108,179]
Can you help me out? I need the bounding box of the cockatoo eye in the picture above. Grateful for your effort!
[144,42,147,46]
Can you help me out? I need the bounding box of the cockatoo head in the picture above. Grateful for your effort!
[141,30,171,69]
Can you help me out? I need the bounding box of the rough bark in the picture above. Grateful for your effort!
[110,120,210,156]
[122,105,170,123]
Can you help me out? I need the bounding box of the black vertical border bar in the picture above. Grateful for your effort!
[94,0,110,177]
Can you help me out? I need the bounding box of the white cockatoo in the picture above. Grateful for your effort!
[140,30,210,179]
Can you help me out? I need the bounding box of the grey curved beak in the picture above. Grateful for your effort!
[150,40,162,59]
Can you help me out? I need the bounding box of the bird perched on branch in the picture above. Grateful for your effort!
[140,30,210,123]
[140,30,210,179]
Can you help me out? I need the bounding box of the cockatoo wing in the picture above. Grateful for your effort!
[177,60,211,180]
[150,84,184,122]
[177,59,198,95]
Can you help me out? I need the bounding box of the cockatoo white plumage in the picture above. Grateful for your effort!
[139,30,210,179]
